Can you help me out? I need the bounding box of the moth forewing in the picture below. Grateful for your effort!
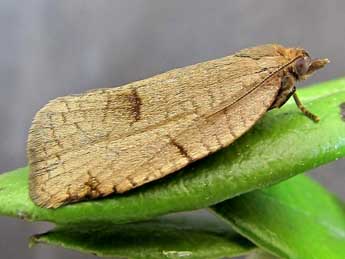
[27,44,327,208]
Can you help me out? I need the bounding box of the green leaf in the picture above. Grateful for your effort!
[1,78,345,225]
[245,250,279,259]
[30,212,256,259]
[212,174,345,259]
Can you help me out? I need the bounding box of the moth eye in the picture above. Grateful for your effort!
[295,56,311,76]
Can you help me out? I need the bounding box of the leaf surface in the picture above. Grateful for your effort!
[213,174,345,259]
[31,212,255,259]
[0,78,345,226]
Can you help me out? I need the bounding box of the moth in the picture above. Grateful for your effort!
[27,44,328,208]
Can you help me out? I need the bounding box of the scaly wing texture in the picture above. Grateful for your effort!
[28,44,289,208]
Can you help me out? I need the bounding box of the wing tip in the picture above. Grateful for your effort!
[28,171,64,209]
[29,189,61,209]
[26,100,67,209]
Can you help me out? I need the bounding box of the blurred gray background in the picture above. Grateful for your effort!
[0,1,344,258]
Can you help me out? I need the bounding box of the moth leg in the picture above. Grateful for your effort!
[270,74,320,122]
[270,74,296,109]
[293,93,320,122]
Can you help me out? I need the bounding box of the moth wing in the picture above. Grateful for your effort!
[116,75,283,193]
[28,44,287,208]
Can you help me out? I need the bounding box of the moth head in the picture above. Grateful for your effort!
[292,55,329,81]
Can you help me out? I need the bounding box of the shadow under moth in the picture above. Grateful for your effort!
[27,44,329,208]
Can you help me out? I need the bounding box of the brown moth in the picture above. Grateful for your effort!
[27,44,329,208]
